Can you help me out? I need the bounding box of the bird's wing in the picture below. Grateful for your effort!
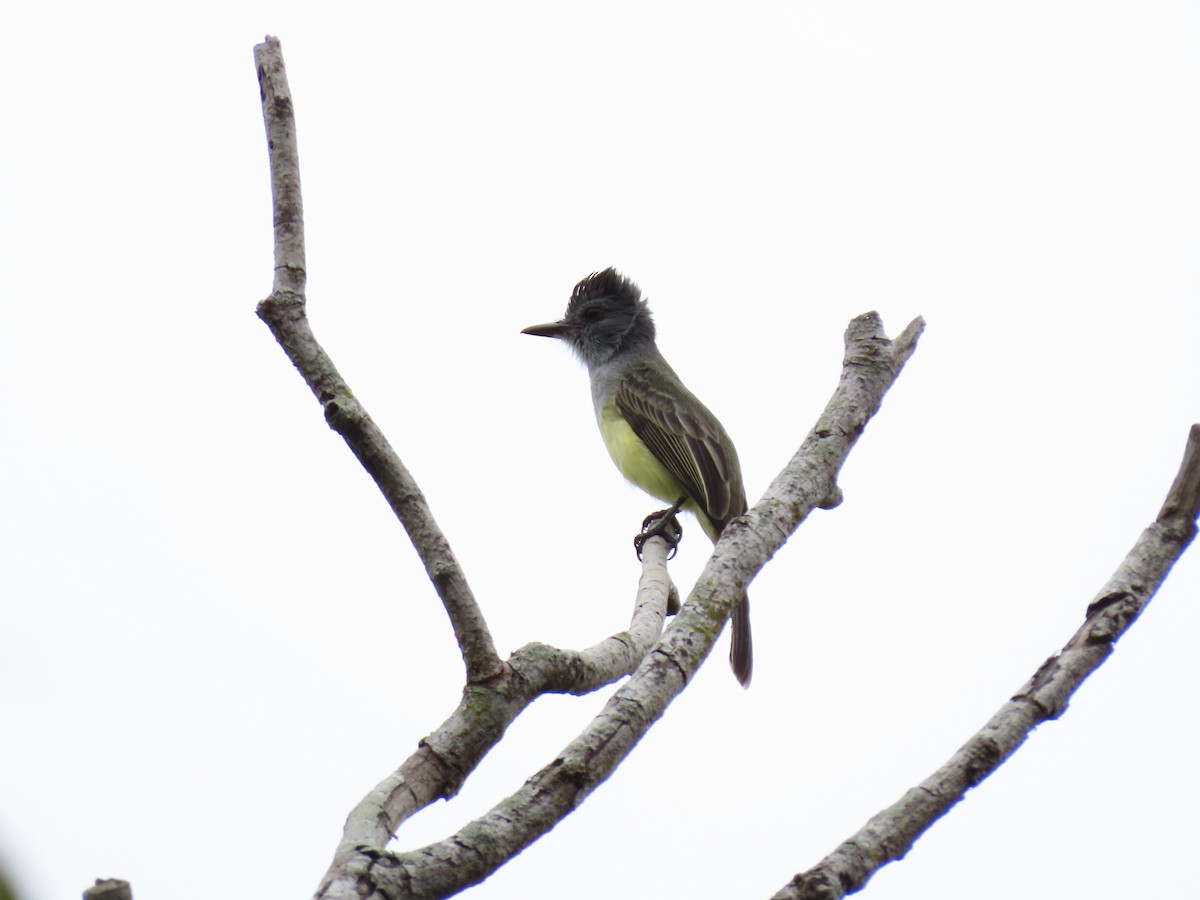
[614,360,746,529]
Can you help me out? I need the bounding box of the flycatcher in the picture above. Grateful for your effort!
[522,268,753,687]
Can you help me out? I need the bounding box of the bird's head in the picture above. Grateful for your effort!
[521,268,655,369]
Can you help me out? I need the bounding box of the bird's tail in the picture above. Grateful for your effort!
[730,592,753,688]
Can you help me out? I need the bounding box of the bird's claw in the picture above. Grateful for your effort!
[634,497,687,561]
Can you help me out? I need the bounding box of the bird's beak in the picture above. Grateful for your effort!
[521,320,574,339]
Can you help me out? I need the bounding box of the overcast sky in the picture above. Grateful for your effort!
[3,3,1198,899]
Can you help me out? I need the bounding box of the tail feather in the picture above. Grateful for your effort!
[729,592,753,687]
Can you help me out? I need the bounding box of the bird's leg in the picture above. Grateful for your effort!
[634,495,687,561]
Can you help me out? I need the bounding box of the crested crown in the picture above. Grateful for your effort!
[568,267,643,313]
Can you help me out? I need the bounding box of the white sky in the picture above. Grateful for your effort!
[3,3,1198,899]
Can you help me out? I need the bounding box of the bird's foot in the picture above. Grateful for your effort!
[634,496,687,561]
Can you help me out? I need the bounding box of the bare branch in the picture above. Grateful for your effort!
[324,314,925,900]
[318,535,677,899]
[739,312,925,551]
[251,36,500,683]
[1158,422,1200,522]
[776,424,1200,900]
[254,36,305,298]
[668,313,926,682]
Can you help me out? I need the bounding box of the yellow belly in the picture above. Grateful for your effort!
[598,403,686,505]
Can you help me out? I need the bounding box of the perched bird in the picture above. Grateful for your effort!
[522,268,752,686]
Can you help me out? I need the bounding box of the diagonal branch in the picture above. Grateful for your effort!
[324,313,925,900]
[252,36,500,683]
[776,423,1200,900]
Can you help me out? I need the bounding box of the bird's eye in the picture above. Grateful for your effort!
[580,306,603,323]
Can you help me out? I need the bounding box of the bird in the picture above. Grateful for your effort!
[522,268,752,686]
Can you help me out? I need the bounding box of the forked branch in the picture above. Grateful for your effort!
[253,35,922,900]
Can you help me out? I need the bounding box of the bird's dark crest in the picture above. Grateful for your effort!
[569,267,644,312]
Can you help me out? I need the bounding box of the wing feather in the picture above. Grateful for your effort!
[614,359,746,531]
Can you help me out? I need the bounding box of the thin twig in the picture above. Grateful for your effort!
[252,36,500,682]
[255,36,305,298]
[776,424,1200,900]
